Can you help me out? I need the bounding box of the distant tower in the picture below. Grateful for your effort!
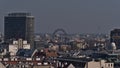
[110,29,120,49]
[111,42,116,53]
[4,12,34,49]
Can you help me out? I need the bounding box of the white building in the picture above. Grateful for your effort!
[9,39,30,56]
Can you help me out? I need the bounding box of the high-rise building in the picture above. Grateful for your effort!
[110,29,120,49]
[4,12,34,49]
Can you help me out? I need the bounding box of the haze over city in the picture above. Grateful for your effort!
[1,0,120,68]
[0,0,119,34]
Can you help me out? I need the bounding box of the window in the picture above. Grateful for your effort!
[111,64,113,67]
[108,64,111,67]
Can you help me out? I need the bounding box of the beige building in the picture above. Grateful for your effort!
[33,66,52,68]
[0,62,6,68]
[59,60,114,68]
[67,64,75,68]
[9,39,30,56]
[85,60,114,68]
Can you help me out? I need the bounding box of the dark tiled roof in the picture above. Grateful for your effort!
[16,49,35,57]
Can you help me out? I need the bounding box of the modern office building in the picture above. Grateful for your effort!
[110,29,120,49]
[4,12,34,49]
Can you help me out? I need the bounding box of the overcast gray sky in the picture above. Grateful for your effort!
[0,0,119,34]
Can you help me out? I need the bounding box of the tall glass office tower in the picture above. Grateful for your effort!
[4,12,34,49]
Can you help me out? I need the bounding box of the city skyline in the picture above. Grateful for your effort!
[0,0,120,34]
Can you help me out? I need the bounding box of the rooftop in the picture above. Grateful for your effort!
[7,12,31,17]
